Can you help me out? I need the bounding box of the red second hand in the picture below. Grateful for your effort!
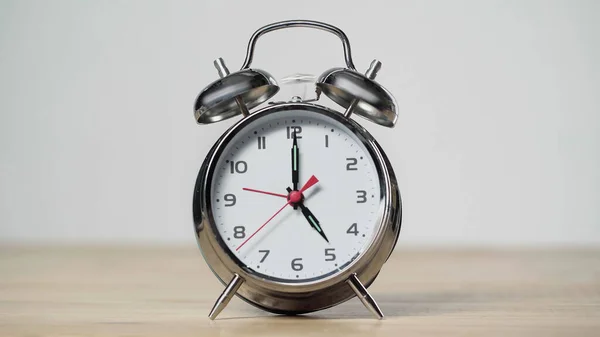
[242,188,287,198]
[236,200,290,251]
[235,175,319,252]
[299,175,319,193]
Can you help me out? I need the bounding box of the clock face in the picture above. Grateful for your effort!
[209,109,382,283]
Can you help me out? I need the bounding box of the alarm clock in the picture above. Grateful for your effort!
[192,20,402,320]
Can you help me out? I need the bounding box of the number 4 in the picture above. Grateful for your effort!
[347,223,359,236]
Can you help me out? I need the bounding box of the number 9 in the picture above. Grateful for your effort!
[224,194,236,207]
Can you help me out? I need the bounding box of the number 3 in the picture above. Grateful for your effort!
[356,190,367,203]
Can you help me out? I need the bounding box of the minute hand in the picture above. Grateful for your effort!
[291,132,299,191]
[298,203,329,243]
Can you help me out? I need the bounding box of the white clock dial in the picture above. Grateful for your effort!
[210,110,382,282]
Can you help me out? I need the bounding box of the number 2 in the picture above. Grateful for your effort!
[346,158,358,171]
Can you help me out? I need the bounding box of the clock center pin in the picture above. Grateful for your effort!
[288,190,303,204]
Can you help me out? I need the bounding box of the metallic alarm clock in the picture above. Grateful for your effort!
[192,20,402,320]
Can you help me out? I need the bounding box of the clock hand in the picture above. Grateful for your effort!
[236,175,319,251]
[242,187,287,198]
[235,199,291,251]
[241,175,319,200]
[299,175,318,193]
[299,203,329,243]
[291,131,299,191]
[287,187,329,243]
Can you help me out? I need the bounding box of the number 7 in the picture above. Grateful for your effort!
[259,250,270,263]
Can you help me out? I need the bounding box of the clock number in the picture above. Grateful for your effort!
[286,126,302,139]
[258,249,270,263]
[325,135,329,148]
[223,194,236,207]
[233,226,246,239]
[356,190,367,203]
[346,158,358,171]
[291,258,303,271]
[347,223,359,236]
[229,160,247,174]
[257,136,266,150]
[324,248,336,261]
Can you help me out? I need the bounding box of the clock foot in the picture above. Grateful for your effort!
[347,273,384,319]
[208,273,244,320]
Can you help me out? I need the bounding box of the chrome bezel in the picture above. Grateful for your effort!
[193,102,401,314]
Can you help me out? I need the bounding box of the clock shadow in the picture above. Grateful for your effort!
[213,312,385,337]
[301,287,552,319]
[306,290,479,319]
[217,287,546,321]
[302,185,322,199]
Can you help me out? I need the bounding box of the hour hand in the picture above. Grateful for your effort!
[298,203,329,243]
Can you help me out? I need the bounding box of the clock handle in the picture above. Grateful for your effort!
[240,20,357,71]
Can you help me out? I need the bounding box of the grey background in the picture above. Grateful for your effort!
[1,0,598,245]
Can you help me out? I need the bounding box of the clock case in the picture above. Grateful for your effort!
[192,20,402,320]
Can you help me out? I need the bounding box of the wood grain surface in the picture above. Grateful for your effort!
[1,246,599,336]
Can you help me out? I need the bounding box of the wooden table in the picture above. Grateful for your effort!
[1,246,599,336]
